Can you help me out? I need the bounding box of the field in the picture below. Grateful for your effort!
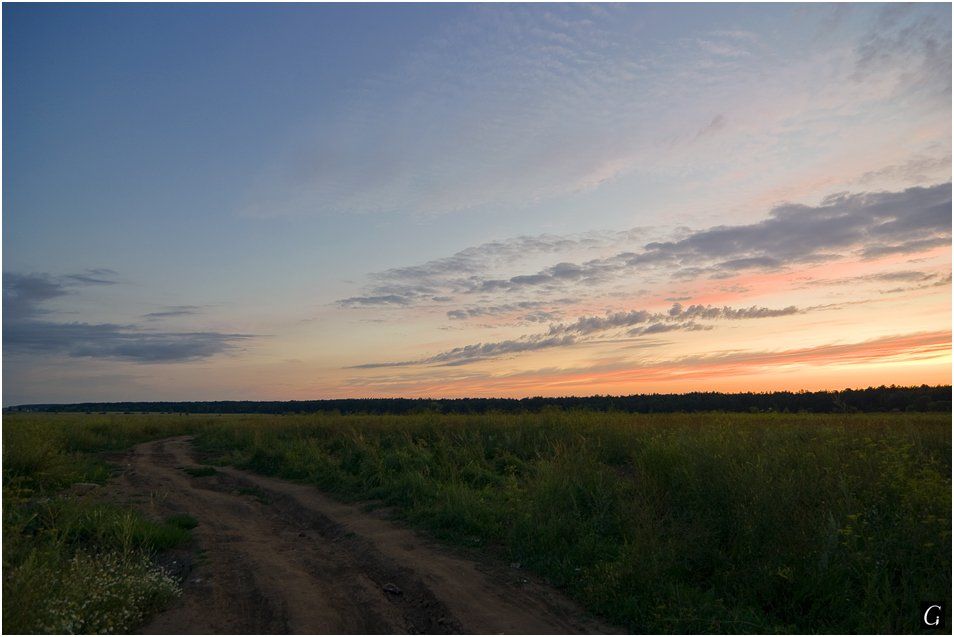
[3,411,951,633]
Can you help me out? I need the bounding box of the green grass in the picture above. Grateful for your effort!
[4,411,950,633]
[190,410,951,633]
[3,414,200,634]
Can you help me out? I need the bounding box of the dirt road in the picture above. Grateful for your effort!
[108,437,615,634]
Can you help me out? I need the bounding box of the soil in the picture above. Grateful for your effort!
[104,436,618,634]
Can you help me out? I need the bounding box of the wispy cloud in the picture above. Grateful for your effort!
[859,153,952,186]
[3,271,119,321]
[4,321,253,363]
[142,305,202,320]
[3,273,72,318]
[4,271,254,363]
[446,298,576,321]
[694,114,728,140]
[804,270,942,287]
[851,4,951,101]
[879,272,952,295]
[353,302,802,368]
[62,268,120,286]
[243,4,950,219]
[337,294,416,308]
[337,182,951,310]
[636,183,950,268]
[342,331,951,396]
[337,229,649,307]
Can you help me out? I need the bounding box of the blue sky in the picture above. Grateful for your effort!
[4,3,951,404]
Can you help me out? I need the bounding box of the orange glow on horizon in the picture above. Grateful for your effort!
[323,330,952,399]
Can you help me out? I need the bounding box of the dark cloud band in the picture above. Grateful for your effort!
[4,271,253,363]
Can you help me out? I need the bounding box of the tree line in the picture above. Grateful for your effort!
[6,385,951,415]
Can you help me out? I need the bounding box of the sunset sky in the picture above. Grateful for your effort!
[4,3,951,405]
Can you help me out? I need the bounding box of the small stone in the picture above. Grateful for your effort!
[382,583,402,595]
[510,562,521,569]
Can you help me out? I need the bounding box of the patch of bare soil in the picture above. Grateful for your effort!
[105,437,617,634]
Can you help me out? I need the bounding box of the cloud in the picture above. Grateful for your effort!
[3,270,119,321]
[446,299,575,321]
[805,270,941,287]
[862,270,936,282]
[852,5,952,101]
[551,303,799,337]
[350,334,579,369]
[355,302,802,368]
[695,114,727,140]
[337,183,951,310]
[669,303,800,320]
[242,5,669,218]
[642,183,951,265]
[476,257,626,293]
[861,236,951,259]
[142,306,201,320]
[523,310,564,323]
[549,309,653,337]
[495,183,951,291]
[646,331,952,377]
[4,270,254,363]
[3,273,71,318]
[716,256,781,271]
[337,294,416,308]
[347,331,938,397]
[342,330,951,396]
[879,272,952,295]
[859,154,952,185]
[62,268,120,286]
[337,229,648,307]
[628,321,710,336]
[242,4,950,221]
[4,321,253,363]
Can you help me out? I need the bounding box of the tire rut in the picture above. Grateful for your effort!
[106,436,616,634]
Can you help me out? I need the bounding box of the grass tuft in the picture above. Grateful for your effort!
[192,410,951,633]
[4,411,950,633]
[3,414,199,634]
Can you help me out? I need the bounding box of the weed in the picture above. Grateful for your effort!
[3,414,200,634]
[5,411,950,633]
[191,410,951,633]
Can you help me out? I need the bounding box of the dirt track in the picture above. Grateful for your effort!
[109,437,615,634]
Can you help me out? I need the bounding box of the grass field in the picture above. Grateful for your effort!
[3,411,951,633]
[2,415,196,633]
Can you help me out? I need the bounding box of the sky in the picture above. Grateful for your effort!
[3,2,951,405]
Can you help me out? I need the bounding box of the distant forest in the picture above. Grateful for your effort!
[7,385,952,415]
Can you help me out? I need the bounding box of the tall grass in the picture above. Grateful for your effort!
[192,411,951,633]
[4,411,948,633]
[2,414,201,633]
